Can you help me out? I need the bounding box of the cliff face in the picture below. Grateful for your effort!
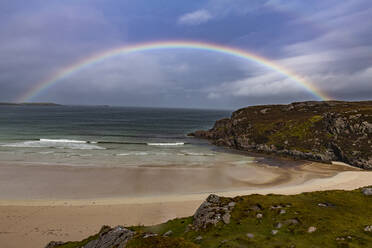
[191,101,372,169]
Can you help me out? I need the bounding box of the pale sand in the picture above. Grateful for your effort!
[0,162,371,248]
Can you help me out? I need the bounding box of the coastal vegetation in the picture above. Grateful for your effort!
[47,187,372,248]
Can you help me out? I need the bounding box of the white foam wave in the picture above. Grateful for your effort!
[38,151,55,154]
[117,152,149,156]
[178,152,215,156]
[39,138,87,143]
[2,139,105,150]
[147,142,184,146]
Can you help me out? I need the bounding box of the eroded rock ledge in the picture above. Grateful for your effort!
[189,101,372,169]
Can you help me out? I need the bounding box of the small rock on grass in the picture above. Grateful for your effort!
[364,225,372,232]
[246,233,254,238]
[228,202,236,208]
[279,209,286,214]
[163,230,173,237]
[256,213,263,219]
[271,230,278,235]
[195,236,203,241]
[308,226,317,233]
[362,188,372,196]
[318,202,334,207]
[222,213,231,224]
[274,222,283,229]
[45,241,64,248]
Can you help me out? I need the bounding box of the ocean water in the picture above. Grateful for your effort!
[0,105,257,167]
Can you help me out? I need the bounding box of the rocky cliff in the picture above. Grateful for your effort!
[190,101,372,169]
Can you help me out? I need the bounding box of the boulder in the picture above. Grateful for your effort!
[163,230,173,237]
[246,233,254,238]
[193,194,235,229]
[84,226,134,248]
[45,226,135,248]
[45,241,64,248]
[364,225,372,232]
[362,187,372,196]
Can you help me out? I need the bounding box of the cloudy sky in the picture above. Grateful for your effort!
[1,0,371,109]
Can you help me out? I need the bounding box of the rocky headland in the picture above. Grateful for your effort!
[190,101,372,169]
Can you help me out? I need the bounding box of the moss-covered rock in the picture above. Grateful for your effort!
[190,101,372,169]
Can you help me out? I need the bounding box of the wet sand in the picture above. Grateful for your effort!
[0,161,371,248]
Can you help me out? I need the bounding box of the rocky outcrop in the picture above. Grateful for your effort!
[362,187,372,196]
[192,194,236,229]
[190,101,372,169]
[45,226,134,248]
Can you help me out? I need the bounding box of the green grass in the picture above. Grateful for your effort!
[53,188,372,248]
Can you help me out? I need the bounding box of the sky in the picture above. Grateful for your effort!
[0,0,371,109]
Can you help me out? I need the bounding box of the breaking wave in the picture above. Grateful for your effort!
[147,142,185,146]
[2,138,105,150]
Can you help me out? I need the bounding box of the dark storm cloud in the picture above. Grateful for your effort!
[0,0,371,108]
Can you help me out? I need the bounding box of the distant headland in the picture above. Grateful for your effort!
[0,102,61,106]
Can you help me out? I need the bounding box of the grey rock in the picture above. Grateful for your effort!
[279,209,286,215]
[362,188,372,196]
[45,241,64,248]
[45,226,135,248]
[246,233,254,238]
[318,202,334,207]
[250,204,263,211]
[274,222,283,229]
[260,108,271,114]
[256,213,263,219]
[308,226,317,233]
[271,230,278,235]
[193,194,235,229]
[84,226,134,248]
[362,121,372,133]
[143,233,158,238]
[228,202,236,208]
[163,230,173,237]
[206,194,220,204]
[364,225,372,232]
[270,205,283,210]
[222,213,231,224]
[195,235,203,241]
[285,218,300,225]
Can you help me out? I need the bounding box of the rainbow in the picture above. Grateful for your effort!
[17,41,331,102]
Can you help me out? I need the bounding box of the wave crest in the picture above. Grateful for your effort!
[147,142,185,146]
[2,139,105,150]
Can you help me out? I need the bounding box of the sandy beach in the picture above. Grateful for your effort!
[0,161,371,248]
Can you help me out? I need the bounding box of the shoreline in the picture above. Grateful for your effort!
[0,161,366,206]
[0,165,369,207]
[0,160,357,205]
[0,161,371,248]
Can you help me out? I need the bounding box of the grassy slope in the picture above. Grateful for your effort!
[56,188,372,248]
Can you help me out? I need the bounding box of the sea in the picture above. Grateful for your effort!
[0,105,258,168]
